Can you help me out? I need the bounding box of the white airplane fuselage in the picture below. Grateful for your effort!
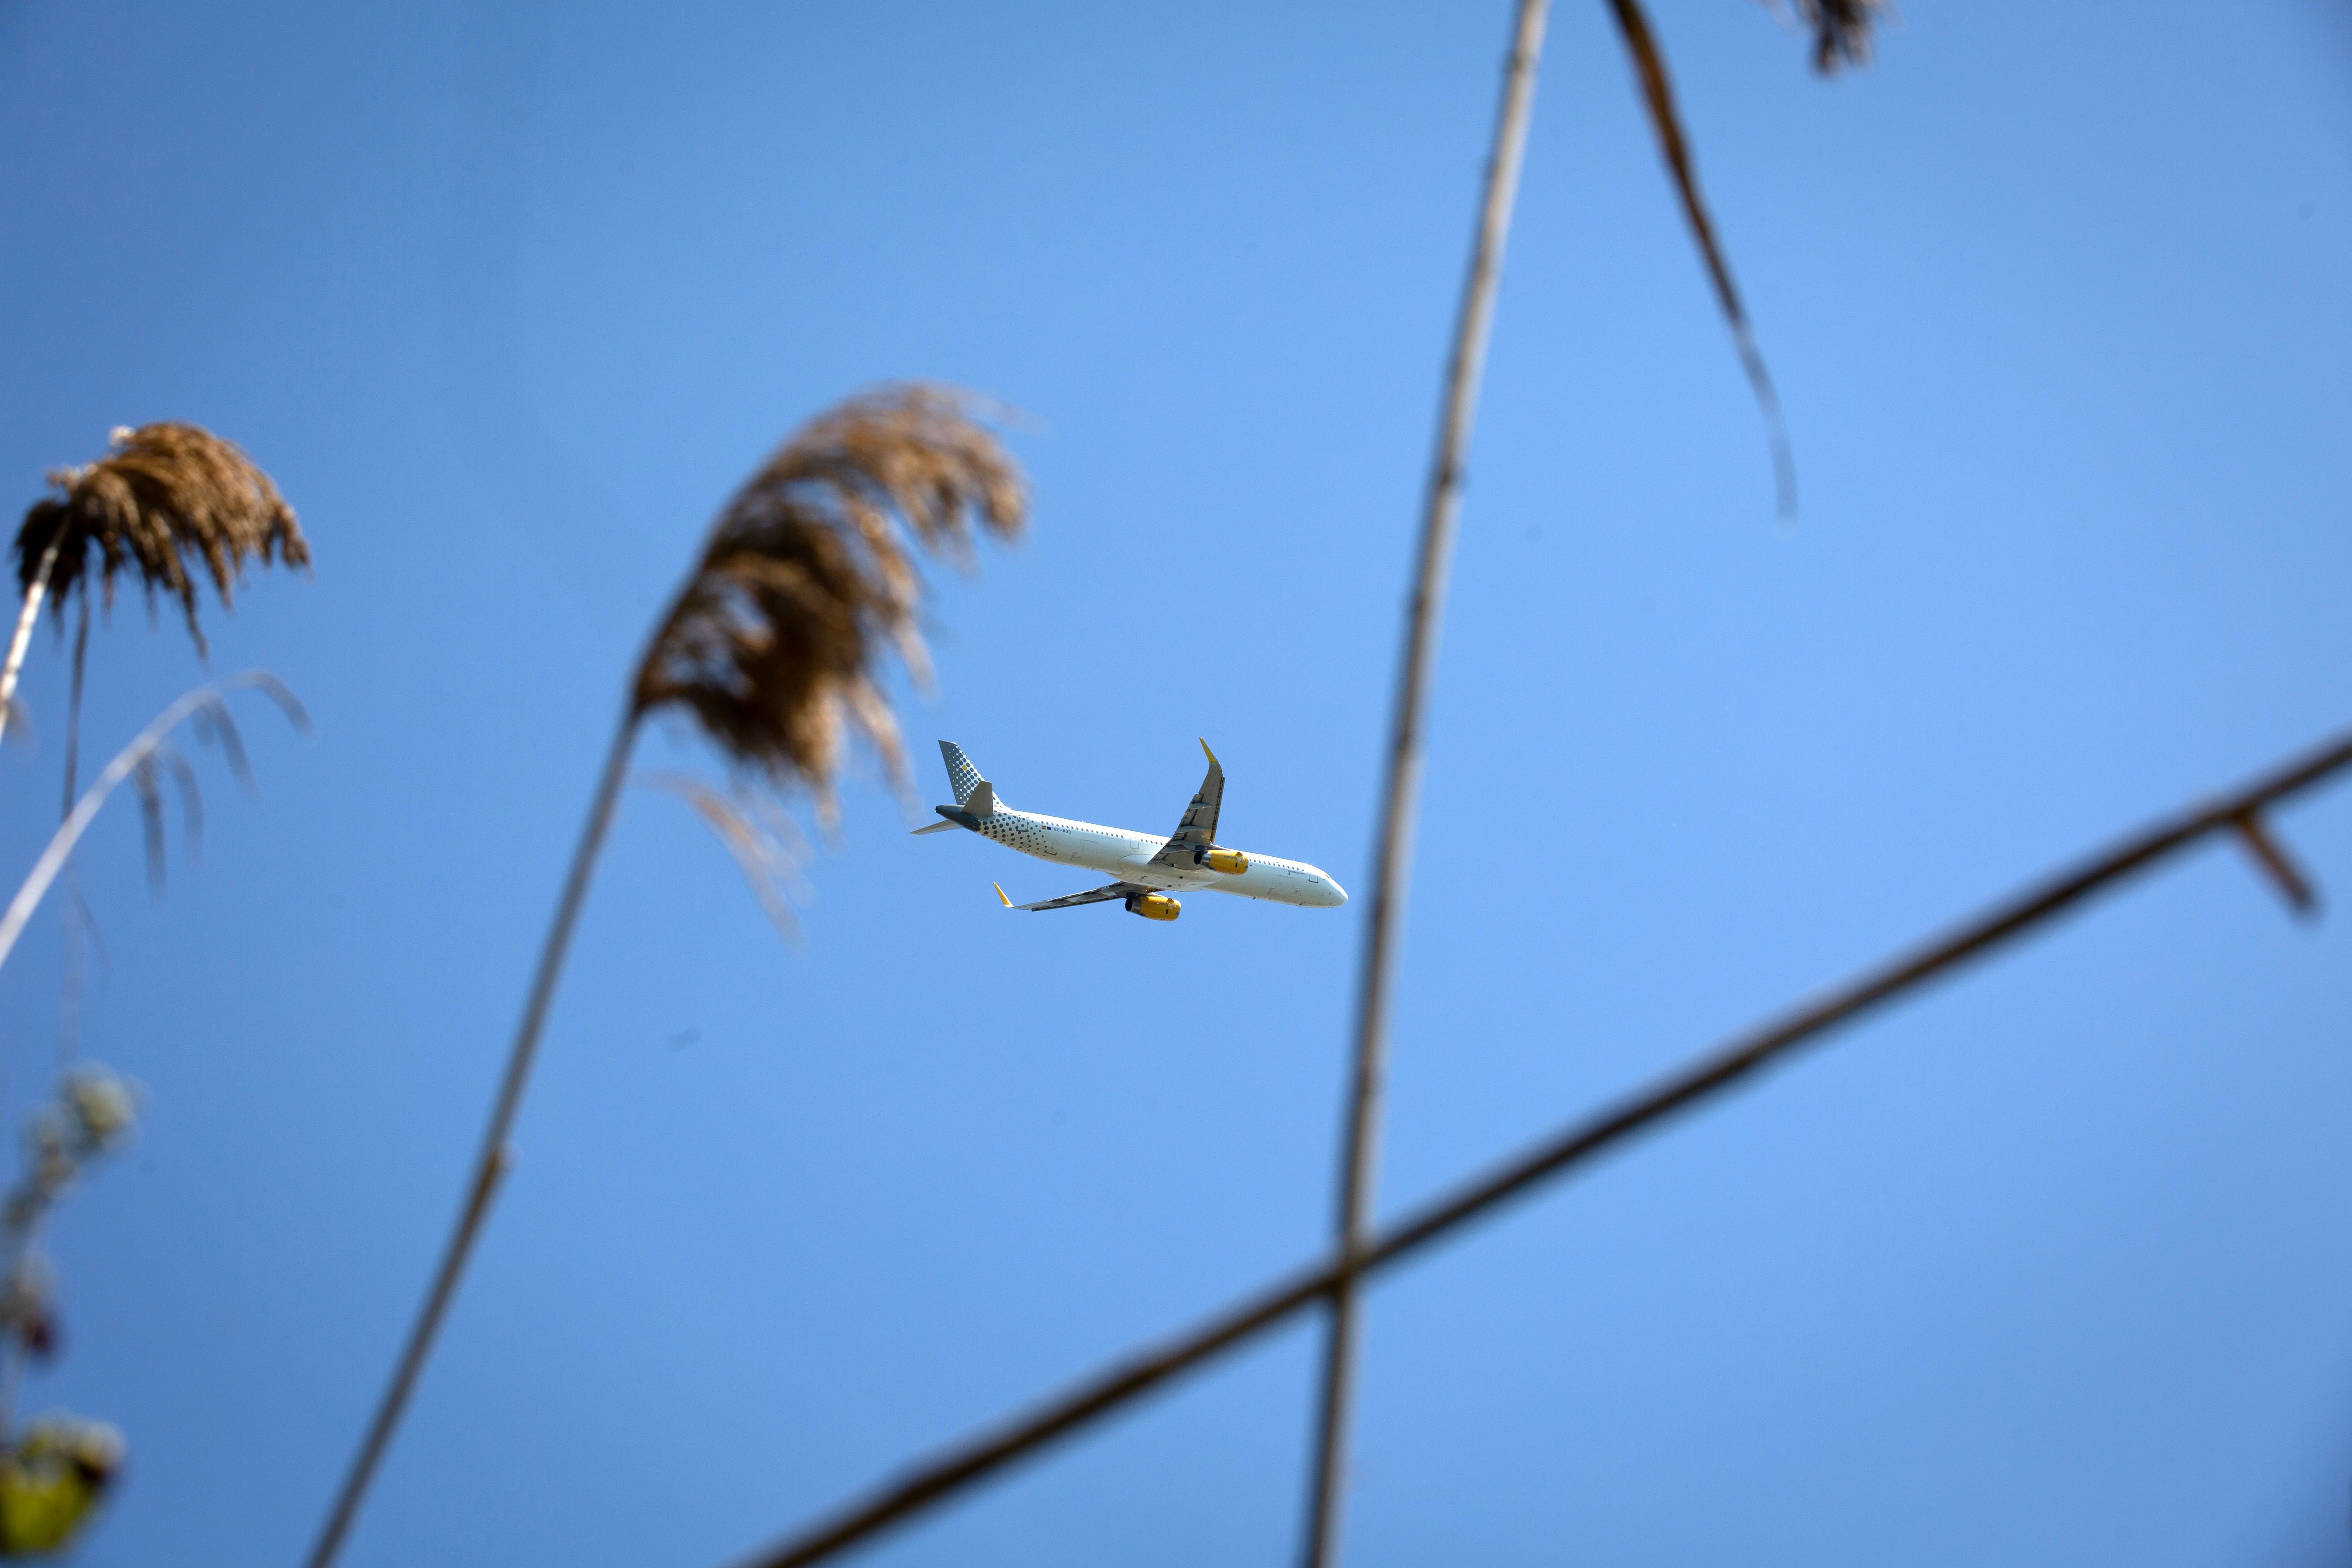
[971,806,1346,907]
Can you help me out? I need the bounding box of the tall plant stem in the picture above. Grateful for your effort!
[0,672,302,974]
[1302,2,1550,1563]
[303,710,642,1568]
[0,533,64,747]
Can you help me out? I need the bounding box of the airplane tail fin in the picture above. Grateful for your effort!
[939,741,996,809]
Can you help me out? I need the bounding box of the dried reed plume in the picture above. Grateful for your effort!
[0,424,307,745]
[14,423,307,653]
[635,384,1023,808]
[1795,0,1884,74]
[306,383,1025,1568]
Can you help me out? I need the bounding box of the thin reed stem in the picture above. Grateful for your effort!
[0,531,64,748]
[0,673,299,974]
[59,598,91,1064]
[61,598,87,820]
[302,710,642,1568]
[721,723,2352,1568]
[1304,2,1550,1562]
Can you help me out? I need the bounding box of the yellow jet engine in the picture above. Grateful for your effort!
[1124,893,1182,922]
[1199,848,1250,876]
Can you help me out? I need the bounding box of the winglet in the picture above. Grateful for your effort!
[1200,738,1219,768]
[993,882,1011,908]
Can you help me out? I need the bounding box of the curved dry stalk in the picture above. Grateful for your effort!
[305,383,1024,1568]
[0,673,307,976]
[299,713,635,1568]
[1607,0,1797,520]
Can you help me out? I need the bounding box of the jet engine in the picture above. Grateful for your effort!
[1198,848,1250,876]
[1124,893,1182,922]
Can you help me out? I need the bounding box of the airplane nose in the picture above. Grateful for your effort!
[1325,879,1349,907]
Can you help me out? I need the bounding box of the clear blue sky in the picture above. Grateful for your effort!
[0,1,2348,1564]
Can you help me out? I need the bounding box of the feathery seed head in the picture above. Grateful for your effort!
[632,385,1024,809]
[1796,0,1883,73]
[12,423,309,656]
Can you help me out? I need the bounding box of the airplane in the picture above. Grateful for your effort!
[912,739,1348,921]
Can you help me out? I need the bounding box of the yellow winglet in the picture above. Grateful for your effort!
[994,882,1011,908]
[1200,738,1219,767]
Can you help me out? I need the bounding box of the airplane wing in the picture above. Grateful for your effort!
[1149,740,1225,869]
[999,880,1152,912]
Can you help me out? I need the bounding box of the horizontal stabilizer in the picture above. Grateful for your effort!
[963,780,997,817]
[910,819,961,836]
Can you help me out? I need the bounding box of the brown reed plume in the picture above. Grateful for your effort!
[0,424,308,745]
[635,384,1024,807]
[1794,0,1885,74]
[305,382,1024,1568]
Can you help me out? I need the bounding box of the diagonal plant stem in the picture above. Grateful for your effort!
[1304,1,1550,1562]
[719,723,2352,1568]
[1602,0,1795,519]
[303,710,643,1568]
[0,672,306,975]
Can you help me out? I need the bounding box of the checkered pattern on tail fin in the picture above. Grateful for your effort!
[939,741,987,808]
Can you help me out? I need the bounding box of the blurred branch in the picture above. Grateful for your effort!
[720,723,2351,1568]
[2228,809,2317,916]
[1605,0,1796,518]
